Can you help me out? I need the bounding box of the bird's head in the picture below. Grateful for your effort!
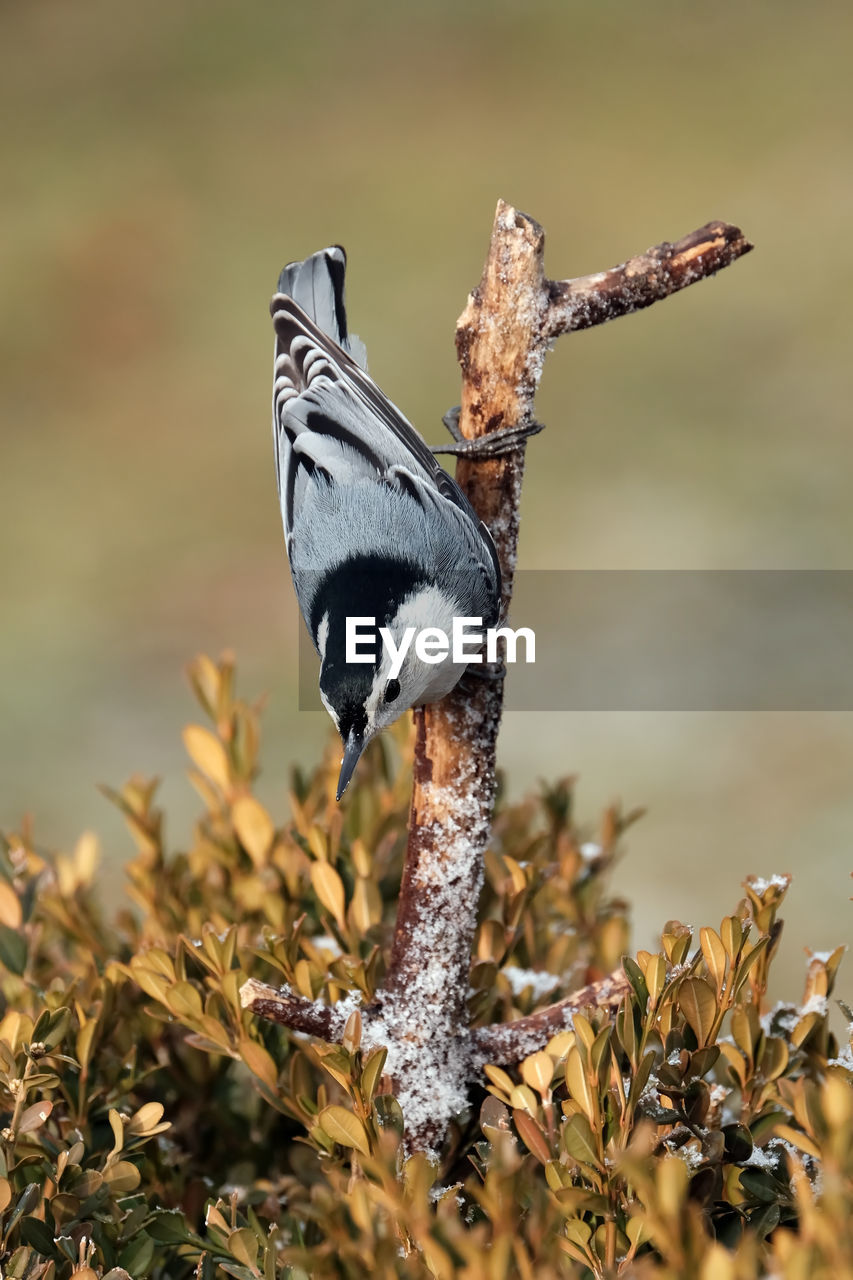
[318,585,469,799]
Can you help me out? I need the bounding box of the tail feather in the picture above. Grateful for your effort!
[276,247,367,369]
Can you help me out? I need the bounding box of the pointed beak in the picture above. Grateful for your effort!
[336,728,366,801]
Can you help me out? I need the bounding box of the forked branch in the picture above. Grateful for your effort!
[244,201,752,1150]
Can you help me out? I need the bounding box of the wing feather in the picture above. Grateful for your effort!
[272,296,484,537]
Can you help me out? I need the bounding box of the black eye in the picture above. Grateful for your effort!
[384,678,401,704]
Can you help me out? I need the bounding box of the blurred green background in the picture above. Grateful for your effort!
[2,0,851,1000]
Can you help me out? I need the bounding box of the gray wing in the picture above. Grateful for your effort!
[271,293,495,569]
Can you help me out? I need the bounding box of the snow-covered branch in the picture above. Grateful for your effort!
[470,971,632,1067]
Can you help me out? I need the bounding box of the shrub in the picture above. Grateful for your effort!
[0,654,850,1278]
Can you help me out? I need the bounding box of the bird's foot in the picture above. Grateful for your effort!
[431,407,545,459]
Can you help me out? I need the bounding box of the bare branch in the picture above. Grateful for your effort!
[544,220,753,338]
[471,970,632,1067]
[240,978,345,1040]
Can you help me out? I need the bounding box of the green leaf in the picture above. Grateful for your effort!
[360,1046,387,1103]
[629,1050,657,1108]
[118,1234,155,1275]
[748,1203,781,1240]
[562,1113,600,1168]
[145,1209,199,1244]
[739,1169,782,1204]
[373,1095,404,1137]
[0,925,27,976]
[622,956,649,1008]
[6,1182,40,1235]
[722,1123,753,1164]
[19,1215,57,1257]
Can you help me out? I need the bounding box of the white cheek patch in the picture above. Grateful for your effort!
[369,586,468,723]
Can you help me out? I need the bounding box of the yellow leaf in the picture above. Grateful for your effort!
[657,1155,689,1218]
[126,1102,165,1136]
[182,724,231,790]
[232,795,274,866]
[349,876,381,931]
[76,1018,98,1071]
[573,1014,595,1052]
[700,927,728,994]
[205,1202,230,1233]
[188,653,222,716]
[342,1010,362,1052]
[320,1104,370,1155]
[351,838,371,877]
[0,1178,11,1212]
[103,1159,141,1193]
[521,1051,554,1097]
[773,1123,821,1161]
[644,954,667,1005]
[310,861,346,928]
[564,1046,594,1122]
[699,1243,735,1280]
[74,830,100,881]
[483,1064,514,1097]
[166,981,204,1021]
[0,1011,33,1050]
[240,1038,279,1091]
[307,827,328,862]
[227,1227,260,1272]
[546,1030,575,1060]
[132,948,175,980]
[109,1108,125,1155]
[0,883,22,929]
[678,977,717,1047]
[824,1073,852,1129]
[509,1084,539,1114]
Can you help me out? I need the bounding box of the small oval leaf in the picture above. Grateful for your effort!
[320,1104,370,1155]
[310,862,346,928]
[182,725,231,790]
[678,977,717,1047]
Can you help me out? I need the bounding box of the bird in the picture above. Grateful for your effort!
[270,246,502,800]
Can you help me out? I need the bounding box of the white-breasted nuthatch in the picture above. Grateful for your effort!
[270,247,504,799]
